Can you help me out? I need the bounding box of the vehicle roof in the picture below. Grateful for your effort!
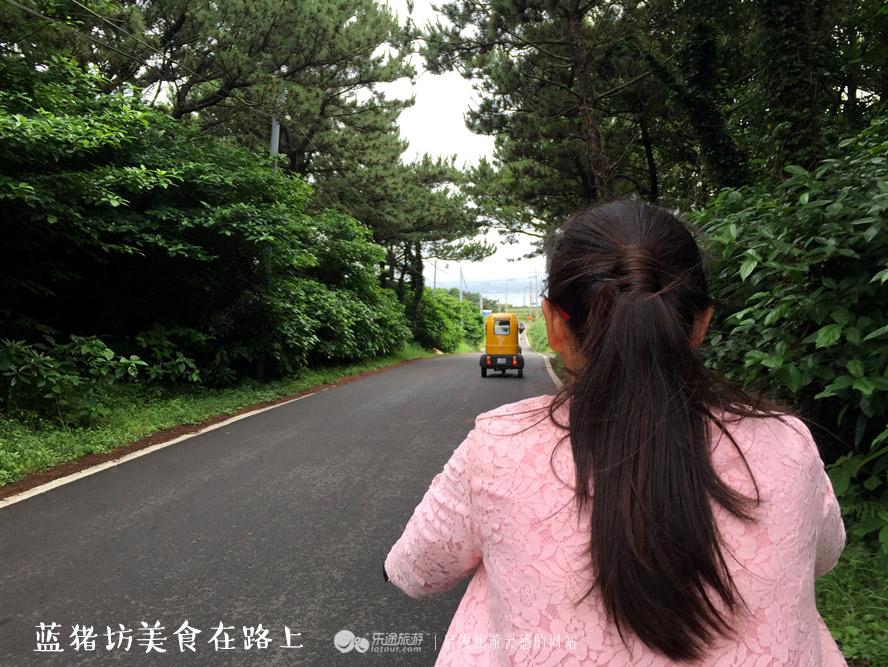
[489,312,517,319]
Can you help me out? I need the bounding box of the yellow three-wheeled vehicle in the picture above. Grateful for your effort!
[479,312,524,378]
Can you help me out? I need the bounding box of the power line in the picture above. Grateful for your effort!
[65,0,286,122]
[4,0,169,76]
[69,0,208,84]
[4,0,276,120]
[77,0,388,213]
[12,0,461,231]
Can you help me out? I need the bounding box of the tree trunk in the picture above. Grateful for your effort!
[757,0,828,169]
[566,9,613,200]
[645,0,749,188]
[639,117,659,202]
[409,241,424,312]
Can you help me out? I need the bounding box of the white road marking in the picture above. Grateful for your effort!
[0,391,317,509]
[541,353,563,390]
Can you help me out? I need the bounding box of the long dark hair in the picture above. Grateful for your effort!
[545,200,784,661]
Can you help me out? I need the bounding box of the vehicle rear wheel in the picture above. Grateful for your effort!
[517,369,523,378]
[481,368,487,377]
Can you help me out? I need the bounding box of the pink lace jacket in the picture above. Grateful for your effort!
[384,395,847,666]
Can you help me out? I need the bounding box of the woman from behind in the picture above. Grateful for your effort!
[384,200,846,665]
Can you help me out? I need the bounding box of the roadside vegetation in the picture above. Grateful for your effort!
[525,313,552,355]
[816,538,888,666]
[0,58,484,486]
[411,288,485,353]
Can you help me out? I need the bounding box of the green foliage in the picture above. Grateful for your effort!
[457,299,485,346]
[275,278,411,366]
[697,116,888,552]
[426,0,886,235]
[436,289,486,346]
[410,288,482,353]
[816,534,888,665]
[313,148,490,305]
[0,0,413,125]
[0,337,146,424]
[0,0,489,310]
[134,328,204,384]
[526,316,554,356]
[0,57,413,399]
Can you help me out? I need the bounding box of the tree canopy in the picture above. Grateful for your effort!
[420,0,886,243]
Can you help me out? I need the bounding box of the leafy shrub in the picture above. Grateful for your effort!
[411,289,465,352]
[0,337,146,423]
[0,57,412,393]
[273,278,411,367]
[134,327,204,384]
[409,288,484,352]
[457,299,485,346]
[695,115,888,551]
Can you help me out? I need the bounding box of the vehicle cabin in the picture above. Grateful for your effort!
[480,312,525,378]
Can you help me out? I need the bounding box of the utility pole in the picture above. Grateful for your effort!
[269,116,281,171]
[258,112,282,379]
[432,260,437,290]
[458,267,463,303]
[479,290,483,315]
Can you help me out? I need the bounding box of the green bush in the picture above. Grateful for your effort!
[0,56,412,396]
[695,115,888,552]
[276,278,410,366]
[411,289,463,352]
[134,327,204,384]
[526,315,553,355]
[457,299,485,346]
[0,337,146,423]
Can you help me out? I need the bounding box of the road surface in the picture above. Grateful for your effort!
[0,348,555,665]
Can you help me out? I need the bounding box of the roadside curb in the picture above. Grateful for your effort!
[521,331,563,390]
[541,353,564,390]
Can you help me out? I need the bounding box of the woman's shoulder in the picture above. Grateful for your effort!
[711,410,824,482]
[714,410,814,451]
[473,394,560,435]
[464,394,563,482]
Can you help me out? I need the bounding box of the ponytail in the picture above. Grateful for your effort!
[545,201,777,661]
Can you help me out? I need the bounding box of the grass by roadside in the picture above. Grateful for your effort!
[817,535,888,666]
[526,315,553,354]
[0,344,433,488]
[524,313,570,383]
[456,340,483,353]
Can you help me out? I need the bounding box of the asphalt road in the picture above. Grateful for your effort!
[0,346,555,666]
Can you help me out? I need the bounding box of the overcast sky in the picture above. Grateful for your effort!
[381,0,547,306]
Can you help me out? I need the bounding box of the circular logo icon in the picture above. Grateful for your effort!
[354,636,370,653]
[333,629,355,653]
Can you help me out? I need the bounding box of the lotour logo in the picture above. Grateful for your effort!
[333,629,428,655]
[333,629,369,654]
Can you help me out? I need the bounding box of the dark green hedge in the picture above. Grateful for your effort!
[696,115,888,552]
